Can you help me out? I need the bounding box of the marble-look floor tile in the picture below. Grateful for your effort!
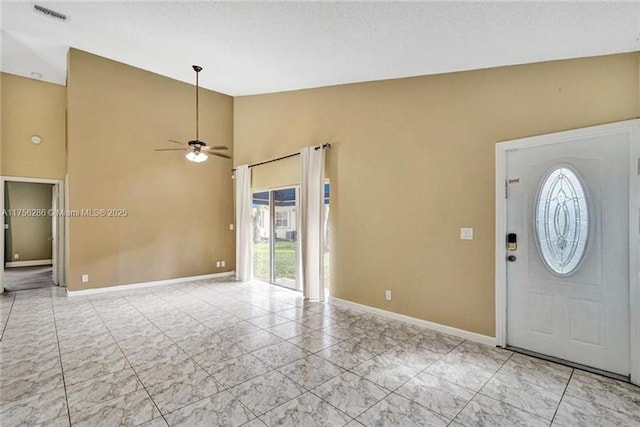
[164,391,254,427]
[426,357,495,391]
[357,393,447,427]
[251,342,308,369]
[564,369,640,418]
[317,341,375,370]
[260,392,351,427]
[480,371,563,420]
[241,418,267,426]
[234,330,283,353]
[312,372,388,418]
[247,314,290,329]
[278,355,344,390]
[447,342,512,371]
[162,320,209,340]
[498,353,572,395]
[66,367,144,414]
[207,354,271,388]
[0,342,59,362]
[0,387,67,426]
[454,394,548,427]
[319,323,366,341]
[287,331,341,353]
[192,342,246,368]
[553,394,640,427]
[148,369,222,414]
[265,321,312,340]
[60,343,124,370]
[406,330,464,355]
[275,307,308,321]
[0,352,61,379]
[174,331,228,356]
[212,322,263,340]
[296,314,337,330]
[377,322,423,341]
[58,332,115,355]
[126,343,189,368]
[348,333,400,355]
[229,371,304,416]
[135,358,200,388]
[63,353,129,386]
[396,372,475,419]
[379,341,441,371]
[137,417,169,427]
[71,389,159,427]
[0,368,64,403]
[352,355,421,391]
[0,331,58,348]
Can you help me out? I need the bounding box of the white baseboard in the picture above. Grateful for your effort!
[67,271,236,297]
[5,259,53,268]
[328,296,496,347]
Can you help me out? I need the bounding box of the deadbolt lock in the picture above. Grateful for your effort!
[507,255,517,262]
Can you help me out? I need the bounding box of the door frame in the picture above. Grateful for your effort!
[0,175,67,293]
[495,119,640,385]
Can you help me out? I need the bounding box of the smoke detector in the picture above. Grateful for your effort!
[33,4,68,22]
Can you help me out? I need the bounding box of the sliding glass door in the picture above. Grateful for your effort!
[252,187,299,290]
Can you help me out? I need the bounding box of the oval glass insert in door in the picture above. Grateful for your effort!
[534,165,590,276]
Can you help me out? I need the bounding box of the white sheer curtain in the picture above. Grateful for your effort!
[235,165,253,281]
[300,146,326,301]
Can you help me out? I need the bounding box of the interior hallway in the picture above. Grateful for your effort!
[2,266,54,292]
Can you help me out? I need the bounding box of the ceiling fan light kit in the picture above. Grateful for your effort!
[186,151,208,163]
[155,65,231,163]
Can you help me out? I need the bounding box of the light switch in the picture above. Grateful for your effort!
[229,224,234,230]
[460,227,474,240]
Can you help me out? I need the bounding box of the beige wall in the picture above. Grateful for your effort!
[66,49,235,290]
[1,73,67,180]
[235,53,640,336]
[4,182,53,262]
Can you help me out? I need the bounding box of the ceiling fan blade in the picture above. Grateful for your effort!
[154,148,188,151]
[207,145,229,151]
[168,139,185,145]
[209,152,232,159]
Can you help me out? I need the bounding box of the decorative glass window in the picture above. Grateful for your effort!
[534,166,589,276]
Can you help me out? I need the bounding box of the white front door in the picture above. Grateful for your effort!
[505,125,635,376]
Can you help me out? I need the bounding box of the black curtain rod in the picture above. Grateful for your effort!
[232,143,331,172]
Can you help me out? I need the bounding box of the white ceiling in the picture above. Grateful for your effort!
[1,1,639,96]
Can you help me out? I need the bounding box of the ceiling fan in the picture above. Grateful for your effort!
[155,65,231,163]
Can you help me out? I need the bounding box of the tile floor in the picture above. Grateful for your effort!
[0,278,639,427]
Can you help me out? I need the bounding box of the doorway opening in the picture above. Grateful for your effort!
[252,187,299,290]
[495,119,640,385]
[252,182,330,292]
[1,177,65,293]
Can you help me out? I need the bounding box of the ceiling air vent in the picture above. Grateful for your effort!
[33,4,68,22]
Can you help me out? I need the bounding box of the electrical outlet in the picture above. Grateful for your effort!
[81,274,89,283]
[385,290,392,301]
[216,261,221,268]
[221,260,226,268]
[460,227,474,240]
[14,254,19,260]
